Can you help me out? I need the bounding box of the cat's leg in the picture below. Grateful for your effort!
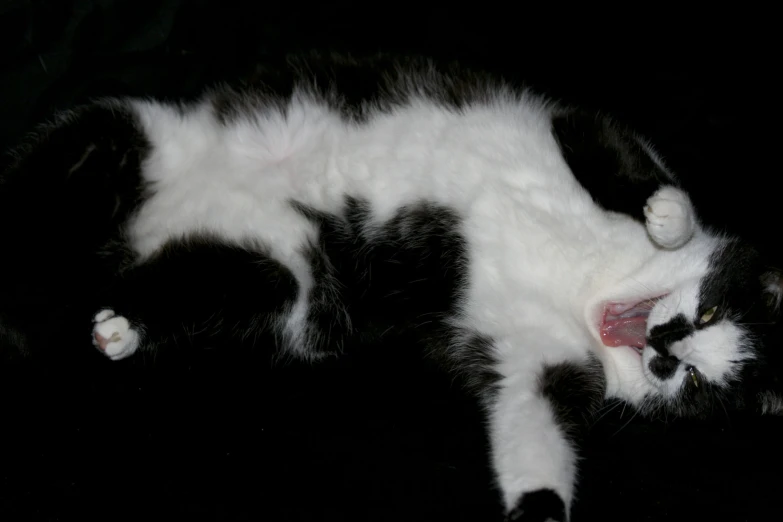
[492,386,572,522]
[552,111,697,249]
[0,100,154,358]
[90,237,299,361]
[642,185,696,248]
[490,354,605,522]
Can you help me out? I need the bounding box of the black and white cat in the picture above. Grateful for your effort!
[1,54,782,521]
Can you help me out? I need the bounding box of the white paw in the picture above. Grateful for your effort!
[92,309,140,361]
[644,186,696,249]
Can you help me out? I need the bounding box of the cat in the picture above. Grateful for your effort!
[1,53,782,522]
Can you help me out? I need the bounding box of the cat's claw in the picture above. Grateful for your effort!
[644,186,696,249]
[92,309,140,361]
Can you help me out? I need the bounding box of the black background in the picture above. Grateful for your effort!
[1,2,781,521]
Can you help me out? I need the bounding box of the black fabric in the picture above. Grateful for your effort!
[1,2,781,521]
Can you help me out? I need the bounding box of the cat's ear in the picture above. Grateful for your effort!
[760,270,783,312]
[758,390,783,415]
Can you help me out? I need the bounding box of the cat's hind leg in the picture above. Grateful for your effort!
[0,100,153,359]
[490,351,605,522]
[90,236,299,361]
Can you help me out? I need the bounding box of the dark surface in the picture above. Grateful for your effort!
[1,2,781,521]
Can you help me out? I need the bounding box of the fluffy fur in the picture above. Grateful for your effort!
[1,54,781,521]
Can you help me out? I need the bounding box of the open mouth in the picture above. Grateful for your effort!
[600,295,667,355]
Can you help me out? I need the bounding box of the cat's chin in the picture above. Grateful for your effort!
[598,295,668,356]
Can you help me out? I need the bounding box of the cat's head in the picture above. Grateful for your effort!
[552,108,783,419]
[604,239,783,418]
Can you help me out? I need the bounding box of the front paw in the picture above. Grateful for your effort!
[92,309,140,361]
[644,186,696,249]
[506,489,566,522]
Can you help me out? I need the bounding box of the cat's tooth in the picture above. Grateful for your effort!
[608,303,632,315]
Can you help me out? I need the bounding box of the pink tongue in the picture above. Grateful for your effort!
[601,317,647,348]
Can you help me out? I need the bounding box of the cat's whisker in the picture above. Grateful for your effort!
[715,392,732,427]
[618,401,629,420]
[591,399,624,426]
[611,408,641,437]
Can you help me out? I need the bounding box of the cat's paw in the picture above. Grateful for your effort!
[505,489,567,522]
[92,310,140,361]
[644,186,696,249]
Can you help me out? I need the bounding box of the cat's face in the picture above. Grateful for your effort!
[602,239,783,417]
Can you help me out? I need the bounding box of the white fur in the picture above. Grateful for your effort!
[117,89,740,513]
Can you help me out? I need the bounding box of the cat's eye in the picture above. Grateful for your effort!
[699,306,718,324]
[687,366,700,388]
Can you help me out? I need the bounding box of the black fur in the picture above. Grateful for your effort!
[94,235,299,355]
[647,314,693,379]
[447,331,503,403]
[538,357,606,441]
[506,488,566,522]
[701,240,783,413]
[699,239,774,329]
[647,352,680,380]
[0,101,149,358]
[552,110,676,223]
[292,196,468,355]
[292,195,503,402]
[210,52,501,125]
[531,358,605,521]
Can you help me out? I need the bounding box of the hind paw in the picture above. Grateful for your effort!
[644,186,696,249]
[92,310,139,361]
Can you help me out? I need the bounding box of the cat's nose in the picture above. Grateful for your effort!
[648,342,669,358]
[648,314,693,359]
[648,354,680,380]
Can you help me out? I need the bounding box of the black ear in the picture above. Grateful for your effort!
[551,110,675,223]
[760,270,783,312]
[758,390,783,415]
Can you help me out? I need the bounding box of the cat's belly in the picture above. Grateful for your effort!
[127,97,655,357]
